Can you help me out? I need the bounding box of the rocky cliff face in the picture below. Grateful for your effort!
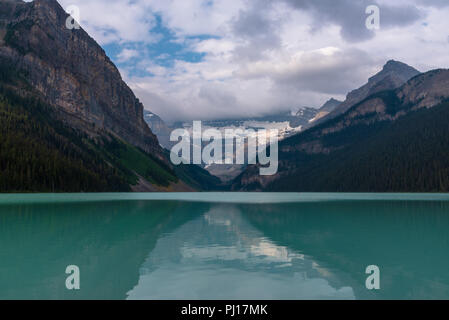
[398,69,449,109]
[0,0,161,156]
[308,98,342,124]
[289,107,318,127]
[285,68,449,156]
[319,98,342,113]
[143,110,174,150]
[233,66,449,191]
[308,60,421,129]
[336,60,421,115]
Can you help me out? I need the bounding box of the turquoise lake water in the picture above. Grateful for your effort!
[1,193,449,300]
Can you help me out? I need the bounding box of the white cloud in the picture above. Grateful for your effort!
[58,0,159,44]
[116,48,139,62]
[55,0,449,121]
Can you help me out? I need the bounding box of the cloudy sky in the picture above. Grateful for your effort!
[55,0,449,122]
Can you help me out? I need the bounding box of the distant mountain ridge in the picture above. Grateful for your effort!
[146,99,343,151]
[308,98,342,124]
[193,107,319,129]
[319,98,342,113]
[307,60,420,129]
[143,98,342,182]
[232,63,449,192]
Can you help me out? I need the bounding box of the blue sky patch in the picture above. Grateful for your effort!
[103,14,215,77]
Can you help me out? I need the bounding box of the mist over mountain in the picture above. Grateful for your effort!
[232,64,449,192]
[151,105,324,182]
[319,98,343,113]
[306,60,421,129]
[1,0,448,193]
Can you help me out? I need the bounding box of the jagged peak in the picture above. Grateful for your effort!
[324,98,342,105]
[369,60,420,84]
[319,98,342,112]
[383,59,412,69]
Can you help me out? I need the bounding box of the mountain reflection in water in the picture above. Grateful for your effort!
[1,193,449,300]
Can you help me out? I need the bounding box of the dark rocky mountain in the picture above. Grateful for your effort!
[288,107,318,127]
[308,60,421,129]
[319,98,342,113]
[307,98,342,124]
[169,107,319,182]
[232,67,449,192]
[0,0,220,192]
[0,0,160,156]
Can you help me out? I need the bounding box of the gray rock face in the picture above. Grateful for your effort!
[0,0,161,156]
[308,98,342,124]
[319,98,342,113]
[311,60,421,127]
[233,66,449,191]
[144,110,173,149]
[398,69,449,109]
[294,69,449,156]
[289,107,318,127]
